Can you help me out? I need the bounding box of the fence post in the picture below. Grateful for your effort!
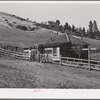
[15,51,16,59]
[88,48,91,70]
[60,55,62,66]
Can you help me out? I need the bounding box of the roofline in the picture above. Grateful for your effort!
[39,42,70,48]
[64,33,70,42]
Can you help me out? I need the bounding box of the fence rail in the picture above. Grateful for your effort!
[0,47,30,60]
[61,56,100,70]
[1,47,100,71]
[39,54,100,71]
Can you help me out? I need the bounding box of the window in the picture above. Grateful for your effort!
[44,48,53,54]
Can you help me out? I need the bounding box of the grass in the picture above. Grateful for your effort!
[0,11,58,47]
[0,27,57,47]
[1,56,100,88]
[71,35,100,48]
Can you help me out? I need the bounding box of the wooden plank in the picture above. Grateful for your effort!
[0,48,30,60]
[82,48,97,50]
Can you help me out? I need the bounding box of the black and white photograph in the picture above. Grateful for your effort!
[0,1,100,89]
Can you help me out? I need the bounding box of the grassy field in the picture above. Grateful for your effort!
[0,56,100,88]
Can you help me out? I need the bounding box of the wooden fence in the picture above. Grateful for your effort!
[0,47,100,71]
[0,47,30,60]
[61,56,100,70]
[39,54,100,71]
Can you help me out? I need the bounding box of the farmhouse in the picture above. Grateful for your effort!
[30,33,89,61]
[39,33,71,58]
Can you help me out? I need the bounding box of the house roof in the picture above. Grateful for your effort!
[39,33,70,48]
[39,33,89,48]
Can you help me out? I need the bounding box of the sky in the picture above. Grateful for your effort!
[0,2,100,30]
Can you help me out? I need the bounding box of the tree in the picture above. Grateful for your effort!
[88,20,95,38]
[71,45,83,59]
[55,20,60,32]
[78,27,82,36]
[88,20,93,33]
[82,27,85,34]
[82,27,86,36]
[59,25,63,32]
[63,22,69,32]
[48,21,55,29]
[72,25,75,32]
[68,25,71,31]
[93,20,99,33]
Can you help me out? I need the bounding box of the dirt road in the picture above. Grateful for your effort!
[0,59,100,88]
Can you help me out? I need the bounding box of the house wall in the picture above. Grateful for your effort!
[44,47,60,57]
[40,43,88,60]
[44,48,53,54]
[43,43,71,58]
[53,47,60,56]
[70,44,88,59]
[60,43,71,57]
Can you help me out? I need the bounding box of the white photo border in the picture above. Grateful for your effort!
[0,1,100,99]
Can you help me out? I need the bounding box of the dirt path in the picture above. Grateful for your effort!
[0,59,100,88]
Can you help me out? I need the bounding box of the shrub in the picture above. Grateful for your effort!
[13,22,16,24]
[7,22,13,27]
[16,25,27,31]
[5,19,8,21]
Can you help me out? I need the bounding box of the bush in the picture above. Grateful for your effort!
[16,25,27,31]
[13,22,16,24]
[5,19,8,21]
[7,22,13,27]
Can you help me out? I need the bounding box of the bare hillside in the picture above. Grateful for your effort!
[0,12,59,47]
[0,12,36,30]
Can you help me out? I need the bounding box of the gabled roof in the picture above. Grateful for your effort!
[39,33,70,48]
[46,33,69,44]
[39,33,89,48]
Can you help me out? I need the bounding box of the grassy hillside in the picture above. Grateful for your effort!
[0,27,58,47]
[71,35,100,48]
[0,12,59,48]
[0,12,36,31]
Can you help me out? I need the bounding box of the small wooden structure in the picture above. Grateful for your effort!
[30,34,89,62]
[38,33,71,61]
